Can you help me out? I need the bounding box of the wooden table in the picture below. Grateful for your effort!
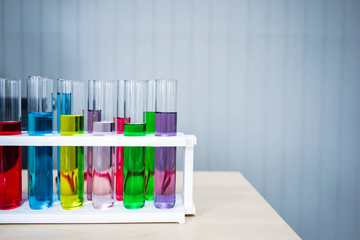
[0,171,300,239]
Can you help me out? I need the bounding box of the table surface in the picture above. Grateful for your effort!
[1,171,300,240]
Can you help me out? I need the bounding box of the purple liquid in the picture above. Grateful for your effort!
[87,110,101,133]
[155,112,177,136]
[154,112,177,209]
[87,110,101,200]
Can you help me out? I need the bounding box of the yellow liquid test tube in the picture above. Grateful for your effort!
[60,115,84,210]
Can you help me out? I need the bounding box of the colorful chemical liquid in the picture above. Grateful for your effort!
[155,112,177,136]
[28,112,53,209]
[154,112,177,209]
[123,124,145,209]
[57,93,71,200]
[60,146,84,210]
[28,146,53,209]
[124,124,146,136]
[144,112,155,134]
[87,110,101,200]
[87,110,101,133]
[60,115,84,136]
[57,93,71,133]
[0,121,22,210]
[60,115,84,210]
[144,111,155,200]
[154,147,176,208]
[115,117,129,201]
[92,121,115,209]
[28,112,53,135]
[145,147,154,200]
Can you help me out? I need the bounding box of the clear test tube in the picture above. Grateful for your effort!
[0,78,22,210]
[115,79,127,201]
[123,80,146,209]
[154,79,177,209]
[56,79,72,201]
[87,80,101,200]
[144,80,156,201]
[59,80,84,210]
[27,76,54,209]
[92,80,116,209]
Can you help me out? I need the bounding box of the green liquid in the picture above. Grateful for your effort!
[60,115,84,210]
[145,147,154,200]
[144,112,155,134]
[124,123,146,209]
[124,124,146,136]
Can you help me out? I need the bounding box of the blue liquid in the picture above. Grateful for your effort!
[57,93,71,200]
[28,112,53,135]
[28,112,53,209]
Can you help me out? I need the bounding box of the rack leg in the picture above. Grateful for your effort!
[182,145,195,215]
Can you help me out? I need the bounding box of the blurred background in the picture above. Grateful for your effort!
[1,0,360,239]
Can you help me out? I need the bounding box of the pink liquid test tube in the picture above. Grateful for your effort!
[91,80,116,209]
[115,80,128,201]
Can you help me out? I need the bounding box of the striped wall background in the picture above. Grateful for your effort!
[1,0,360,239]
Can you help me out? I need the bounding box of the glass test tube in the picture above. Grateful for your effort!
[87,80,101,200]
[59,80,84,210]
[57,79,72,200]
[27,76,54,209]
[92,80,116,209]
[0,78,22,210]
[154,79,177,209]
[144,80,156,201]
[123,80,146,209]
[115,80,128,201]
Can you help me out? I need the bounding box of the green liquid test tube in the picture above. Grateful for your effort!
[124,123,146,209]
[123,80,147,209]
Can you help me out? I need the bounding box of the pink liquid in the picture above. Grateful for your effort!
[92,121,115,209]
[115,117,129,201]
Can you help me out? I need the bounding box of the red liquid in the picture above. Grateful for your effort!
[115,117,129,201]
[0,121,22,210]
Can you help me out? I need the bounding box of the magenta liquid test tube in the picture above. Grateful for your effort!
[115,80,129,201]
[92,80,116,209]
[154,79,177,209]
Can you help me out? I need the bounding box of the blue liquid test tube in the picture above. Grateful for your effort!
[27,76,54,209]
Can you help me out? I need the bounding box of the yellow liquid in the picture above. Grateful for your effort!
[60,115,84,136]
[60,115,84,210]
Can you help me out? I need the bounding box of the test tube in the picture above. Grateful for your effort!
[123,80,146,209]
[56,79,72,200]
[59,80,84,210]
[144,80,156,200]
[27,76,53,209]
[154,79,177,209]
[92,80,116,209]
[87,80,101,200]
[115,80,128,201]
[0,78,22,210]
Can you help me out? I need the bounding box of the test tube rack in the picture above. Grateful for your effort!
[0,132,196,224]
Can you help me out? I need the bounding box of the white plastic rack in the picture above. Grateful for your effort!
[0,132,197,224]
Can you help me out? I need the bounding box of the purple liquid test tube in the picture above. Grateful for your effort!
[154,79,177,209]
[87,80,101,200]
[91,80,116,209]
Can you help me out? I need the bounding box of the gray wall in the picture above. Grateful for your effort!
[1,0,360,239]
